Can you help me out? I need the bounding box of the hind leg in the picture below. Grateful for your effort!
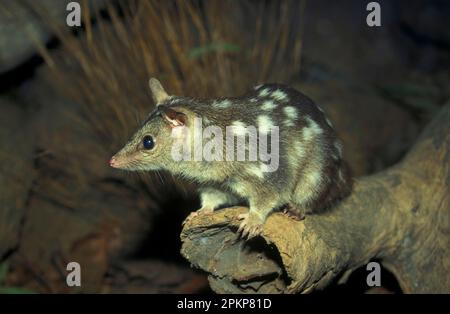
[282,204,306,220]
[237,190,284,239]
[290,168,326,218]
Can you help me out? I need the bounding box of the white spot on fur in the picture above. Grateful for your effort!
[325,117,333,128]
[259,88,270,97]
[283,106,298,126]
[254,84,263,90]
[261,100,277,111]
[247,164,265,179]
[271,90,288,101]
[306,169,322,189]
[338,169,345,182]
[303,117,323,141]
[213,99,232,108]
[250,98,258,103]
[231,120,247,136]
[259,163,270,173]
[284,119,295,127]
[334,141,343,156]
[230,182,247,196]
[317,105,325,113]
[283,106,298,120]
[257,115,274,134]
[287,141,306,171]
[200,189,235,210]
[202,117,211,125]
[297,144,306,159]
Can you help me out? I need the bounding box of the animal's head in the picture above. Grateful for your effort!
[110,78,192,171]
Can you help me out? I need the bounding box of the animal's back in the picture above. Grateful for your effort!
[186,83,351,216]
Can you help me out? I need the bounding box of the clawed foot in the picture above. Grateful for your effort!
[237,212,264,240]
[282,206,305,221]
[182,207,214,225]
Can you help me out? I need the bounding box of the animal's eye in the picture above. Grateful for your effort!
[142,135,155,150]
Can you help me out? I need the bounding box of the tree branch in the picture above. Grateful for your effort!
[180,104,450,293]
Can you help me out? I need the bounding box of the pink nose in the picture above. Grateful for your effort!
[109,157,117,168]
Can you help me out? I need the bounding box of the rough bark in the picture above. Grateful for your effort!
[180,104,450,294]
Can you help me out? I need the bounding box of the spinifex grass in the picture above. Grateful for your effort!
[33,0,305,207]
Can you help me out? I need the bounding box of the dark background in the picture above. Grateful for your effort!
[0,0,449,293]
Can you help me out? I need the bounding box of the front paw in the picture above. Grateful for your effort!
[237,212,264,239]
[182,207,214,225]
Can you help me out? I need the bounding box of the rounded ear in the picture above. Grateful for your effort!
[149,78,170,105]
[159,106,187,127]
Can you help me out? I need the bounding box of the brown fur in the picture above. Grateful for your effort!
[111,79,352,238]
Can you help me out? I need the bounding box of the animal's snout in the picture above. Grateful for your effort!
[109,156,118,168]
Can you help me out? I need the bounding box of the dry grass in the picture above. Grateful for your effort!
[39,0,304,142]
[30,0,305,209]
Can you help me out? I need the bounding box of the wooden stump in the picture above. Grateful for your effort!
[181,104,450,293]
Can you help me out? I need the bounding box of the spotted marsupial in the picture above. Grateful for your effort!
[110,78,352,239]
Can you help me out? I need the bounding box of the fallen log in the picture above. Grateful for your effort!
[180,104,450,293]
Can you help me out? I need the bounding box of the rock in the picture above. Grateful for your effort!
[301,0,450,83]
[297,81,419,176]
[0,0,107,73]
[106,260,208,293]
[398,0,450,44]
[396,0,450,72]
[301,0,404,85]
[7,72,158,292]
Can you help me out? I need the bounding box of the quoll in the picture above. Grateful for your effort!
[110,78,352,239]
